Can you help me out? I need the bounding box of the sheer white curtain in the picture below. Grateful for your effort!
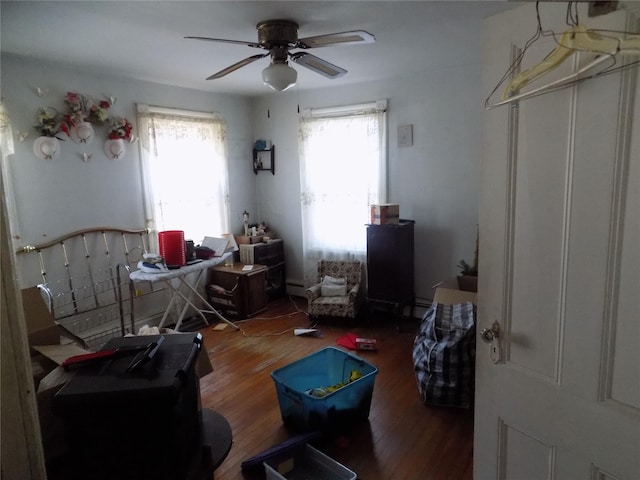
[137,105,230,246]
[298,100,387,285]
[0,102,21,253]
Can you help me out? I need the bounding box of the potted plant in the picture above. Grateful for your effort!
[457,227,478,292]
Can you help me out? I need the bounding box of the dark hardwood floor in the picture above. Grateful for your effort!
[197,296,474,480]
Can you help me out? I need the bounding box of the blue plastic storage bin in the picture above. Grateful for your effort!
[271,346,378,431]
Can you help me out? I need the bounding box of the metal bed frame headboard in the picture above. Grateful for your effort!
[17,227,152,348]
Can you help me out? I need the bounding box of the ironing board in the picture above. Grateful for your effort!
[129,254,240,331]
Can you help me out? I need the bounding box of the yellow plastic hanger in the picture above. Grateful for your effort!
[502,25,640,101]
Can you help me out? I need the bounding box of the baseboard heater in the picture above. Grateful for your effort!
[286,281,306,297]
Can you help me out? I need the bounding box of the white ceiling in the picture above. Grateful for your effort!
[1,1,516,96]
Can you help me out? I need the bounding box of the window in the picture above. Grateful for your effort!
[0,102,20,253]
[298,100,387,283]
[137,105,230,245]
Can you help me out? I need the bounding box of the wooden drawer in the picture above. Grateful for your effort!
[238,239,286,298]
[254,240,284,265]
[207,264,268,319]
[239,239,284,266]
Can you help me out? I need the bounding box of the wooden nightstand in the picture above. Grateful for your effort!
[207,264,268,319]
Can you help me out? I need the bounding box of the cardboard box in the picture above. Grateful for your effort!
[234,235,263,245]
[370,204,399,224]
[23,286,213,378]
[22,287,90,351]
[433,286,477,305]
[355,337,377,351]
[21,287,91,463]
[22,287,64,350]
[22,287,215,465]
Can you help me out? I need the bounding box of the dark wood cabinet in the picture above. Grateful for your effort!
[366,221,415,319]
[238,239,285,298]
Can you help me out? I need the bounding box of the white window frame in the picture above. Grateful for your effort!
[136,104,230,248]
[298,99,388,284]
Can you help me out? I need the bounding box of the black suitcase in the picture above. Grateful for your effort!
[52,333,205,480]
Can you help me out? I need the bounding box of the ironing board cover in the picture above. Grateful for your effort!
[129,256,224,282]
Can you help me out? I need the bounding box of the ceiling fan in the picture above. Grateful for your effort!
[185,19,375,91]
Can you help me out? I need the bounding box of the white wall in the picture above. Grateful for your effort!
[1,54,257,286]
[3,53,483,305]
[252,64,483,306]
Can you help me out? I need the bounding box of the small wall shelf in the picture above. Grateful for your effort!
[253,146,275,175]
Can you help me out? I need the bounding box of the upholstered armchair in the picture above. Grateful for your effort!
[306,260,362,320]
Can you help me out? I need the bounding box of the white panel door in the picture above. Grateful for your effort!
[476,3,640,479]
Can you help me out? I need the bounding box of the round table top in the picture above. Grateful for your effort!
[202,408,233,470]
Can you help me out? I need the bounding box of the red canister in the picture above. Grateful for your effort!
[158,230,186,267]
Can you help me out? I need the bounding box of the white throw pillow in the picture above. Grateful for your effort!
[321,283,348,297]
[323,275,346,285]
[320,275,347,296]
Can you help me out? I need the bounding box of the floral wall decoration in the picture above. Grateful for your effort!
[31,90,134,161]
[32,107,68,160]
[104,116,133,159]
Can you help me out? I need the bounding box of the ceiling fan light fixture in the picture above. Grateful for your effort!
[188,19,375,88]
[262,62,297,91]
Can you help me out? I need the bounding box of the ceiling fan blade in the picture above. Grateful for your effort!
[289,52,347,79]
[297,30,375,49]
[185,36,265,50]
[206,54,269,80]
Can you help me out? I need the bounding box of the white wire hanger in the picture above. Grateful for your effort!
[485,2,640,109]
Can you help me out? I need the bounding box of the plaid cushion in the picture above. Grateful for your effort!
[413,302,476,408]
